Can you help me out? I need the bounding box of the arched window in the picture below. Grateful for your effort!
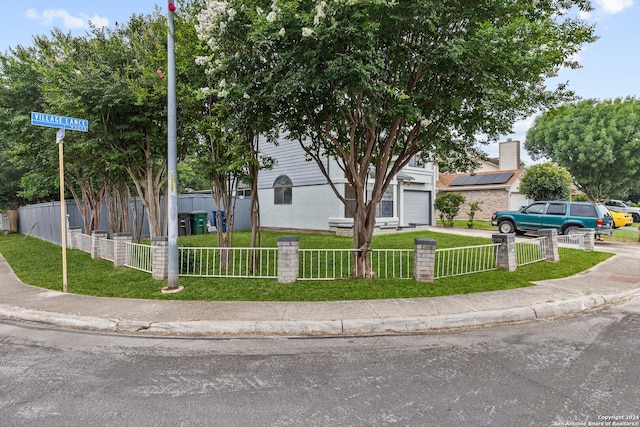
[274,175,293,205]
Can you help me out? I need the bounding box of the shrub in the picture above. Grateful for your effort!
[435,193,466,227]
[467,201,483,228]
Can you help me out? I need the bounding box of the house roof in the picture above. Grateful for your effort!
[437,169,525,190]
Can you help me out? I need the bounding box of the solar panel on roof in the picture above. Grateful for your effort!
[450,175,473,186]
[449,172,514,186]
[477,174,495,184]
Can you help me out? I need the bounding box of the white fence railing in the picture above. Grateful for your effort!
[516,237,546,266]
[124,242,152,273]
[298,249,413,280]
[557,234,586,251]
[78,233,92,252]
[99,237,115,262]
[73,233,587,281]
[434,243,500,279]
[179,247,279,278]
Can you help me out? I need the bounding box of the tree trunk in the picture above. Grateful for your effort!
[246,133,261,252]
[65,173,106,236]
[351,200,377,278]
[105,180,131,235]
[211,177,234,271]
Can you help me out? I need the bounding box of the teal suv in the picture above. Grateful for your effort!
[491,201,614,236]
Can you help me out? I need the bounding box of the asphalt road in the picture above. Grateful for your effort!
[1,295,639,427]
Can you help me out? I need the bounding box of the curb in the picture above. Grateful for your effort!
[2,290,638,337]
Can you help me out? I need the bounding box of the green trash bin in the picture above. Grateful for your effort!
[190,211,208,235]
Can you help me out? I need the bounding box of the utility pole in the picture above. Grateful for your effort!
[162,0,183,293]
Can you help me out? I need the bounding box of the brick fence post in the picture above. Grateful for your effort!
[582,229,595,251]
[538,229,559,262]
[278,237,300,284]
[68,227,82,250]
[413,238,436,282]
[492,233,517,272]
[91,230,108,260]
[152,237,169,280]
[113,233,133,268]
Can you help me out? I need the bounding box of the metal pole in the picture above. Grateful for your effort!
[163,1,181,292]
[58,136,68,292]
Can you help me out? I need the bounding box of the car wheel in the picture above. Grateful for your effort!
[498,220,515,234]
[563,225,584,236]
[632,213,640,223]
[563,225,583,243]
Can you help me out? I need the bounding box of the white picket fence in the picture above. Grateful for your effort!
[515,237,547,266]
[77,232,585,281]
[435,243,500,278]
[178,247,278,278]
[298,248,414,280]
[124,242,152,273]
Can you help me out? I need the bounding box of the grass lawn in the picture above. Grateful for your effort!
[602,225,640,244]
[0,230,614,302]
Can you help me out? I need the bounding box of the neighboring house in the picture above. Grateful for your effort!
[436,139,529,220]
[257,137,437,233]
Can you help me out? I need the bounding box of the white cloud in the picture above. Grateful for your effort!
[594,0,633,14]
[578,10,592,20]
[512,117,535,137]
[25,9,109,30]
[88,15,110,29]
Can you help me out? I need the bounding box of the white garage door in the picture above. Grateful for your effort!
[404,190,431,225]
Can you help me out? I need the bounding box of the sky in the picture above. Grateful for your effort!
[0,0,638,164]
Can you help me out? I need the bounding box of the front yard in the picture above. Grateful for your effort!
[0,230,613,301]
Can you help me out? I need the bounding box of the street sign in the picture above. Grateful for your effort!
[31,112,88,132]
[30,112,88,293]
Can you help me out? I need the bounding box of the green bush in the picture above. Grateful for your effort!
[435,193,466,227]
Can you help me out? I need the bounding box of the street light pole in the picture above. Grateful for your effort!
[163,0,182,293]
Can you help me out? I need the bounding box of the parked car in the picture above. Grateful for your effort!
[609,209,633,228]
[603,200,640,223]
[491,201,614,236]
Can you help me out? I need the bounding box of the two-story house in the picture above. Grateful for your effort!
[436,139,529,220]
[256,137,437,233]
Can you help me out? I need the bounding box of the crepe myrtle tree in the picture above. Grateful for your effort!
[197,0,594,277]
[196,1,279,250]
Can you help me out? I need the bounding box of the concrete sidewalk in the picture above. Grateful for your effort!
[1,234,639,336]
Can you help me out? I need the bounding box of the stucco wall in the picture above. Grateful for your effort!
[258,183,339,231]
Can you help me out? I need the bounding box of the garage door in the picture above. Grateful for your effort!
[403,190,431,225]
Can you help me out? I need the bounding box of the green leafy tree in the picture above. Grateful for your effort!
[519,162,573,201]
[197,0,594,277]
[526,98,640,201]
[0,44,59,206]
[625,187,640,204]
[435,193,466,227]
[196,1,279,251]
[32,12,180,239]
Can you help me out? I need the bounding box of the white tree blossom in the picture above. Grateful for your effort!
[314,1,327,26]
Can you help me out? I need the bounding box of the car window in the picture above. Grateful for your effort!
[596,205,611,217]
[525,203,546,214]
[570,204,596,217]
[524,203,547,214]
[546,203,566,215]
